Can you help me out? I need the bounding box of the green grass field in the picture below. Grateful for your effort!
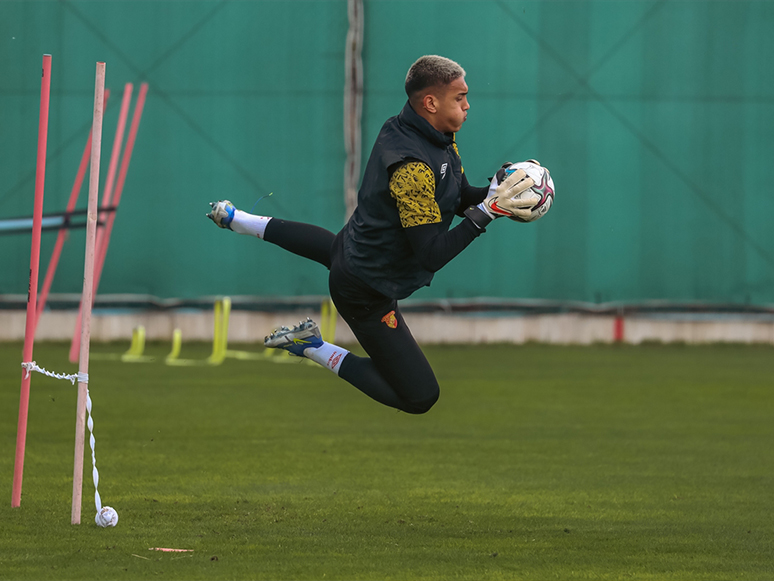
[1,340,773,580]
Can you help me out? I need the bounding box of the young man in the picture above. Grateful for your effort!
[207,55,542,414]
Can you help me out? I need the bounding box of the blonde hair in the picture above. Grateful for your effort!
[404,55,465,99]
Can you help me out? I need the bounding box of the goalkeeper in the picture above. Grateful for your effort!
[207,55,541,414]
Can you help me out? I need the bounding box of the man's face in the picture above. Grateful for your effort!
[433,76,469,134]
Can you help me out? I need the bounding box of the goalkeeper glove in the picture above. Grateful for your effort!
[207,200,236,229]
[478,164,539,220]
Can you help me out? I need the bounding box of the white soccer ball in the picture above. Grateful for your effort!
[498,160,555,223]
[95,506,119,527]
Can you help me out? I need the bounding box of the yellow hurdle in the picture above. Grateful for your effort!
[165,329,183,363]
[165,298,228,366]
[320,298,338,342]
[121,325,155,362]
[222,297,270,361]
[93,324,154,362]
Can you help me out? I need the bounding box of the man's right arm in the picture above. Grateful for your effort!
[390,161,488,273]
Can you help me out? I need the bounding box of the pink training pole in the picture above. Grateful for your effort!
[614,314,625,343]
[13,54,52,508]
[99,84,133,213]
[94,83,148,291]
[69,83,146,363]
[35,89,111,337]
[72,62,105,525]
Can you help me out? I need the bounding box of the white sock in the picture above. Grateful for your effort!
[230,209,271,239]
[304,341,349,375]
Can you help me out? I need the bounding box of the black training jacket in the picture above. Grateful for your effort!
[341,101,466,299]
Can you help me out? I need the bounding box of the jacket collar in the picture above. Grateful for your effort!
[399,100,454,148]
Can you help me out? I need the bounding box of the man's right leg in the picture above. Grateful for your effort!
[263,219,335,269]
[211,203,440,414]
[208,200,335,268]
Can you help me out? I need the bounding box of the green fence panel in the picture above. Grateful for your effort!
[1,1,772,306]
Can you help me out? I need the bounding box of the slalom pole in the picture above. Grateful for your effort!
[13,54,52,508]
[67,83,131,362]
[35,89,111,336]
[72,62,105,525]
[99,84,133,214]
[614,310,625,343]
[69,82,147,363]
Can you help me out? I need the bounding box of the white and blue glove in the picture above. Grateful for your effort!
[207,200,236,229]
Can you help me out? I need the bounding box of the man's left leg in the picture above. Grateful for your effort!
[263,231,440,414]
[335,306,440,414]
[264,311,439,414]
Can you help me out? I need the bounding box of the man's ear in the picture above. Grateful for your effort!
[422,92,438,114]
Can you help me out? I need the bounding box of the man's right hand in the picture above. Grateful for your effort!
[479,165,539,220]
[207,200,235,229]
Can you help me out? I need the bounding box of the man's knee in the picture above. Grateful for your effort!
[403,388,439,415]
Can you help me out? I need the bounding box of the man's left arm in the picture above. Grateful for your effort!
[404,219,484,273]
[455,172,488,216]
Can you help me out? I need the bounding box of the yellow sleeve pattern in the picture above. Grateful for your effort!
[452,140,464,174]
[389,161,441,228]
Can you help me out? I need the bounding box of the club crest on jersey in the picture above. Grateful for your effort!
[440,163,448,180]
[381,310,398,329]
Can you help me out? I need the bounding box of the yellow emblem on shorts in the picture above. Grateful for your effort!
[381,310,398,329]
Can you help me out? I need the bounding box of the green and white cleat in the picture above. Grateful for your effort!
[206,200,236,229]
[264,318,323,357]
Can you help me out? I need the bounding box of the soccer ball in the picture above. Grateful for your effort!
[95,506,119,527]
[497,160,555,223]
